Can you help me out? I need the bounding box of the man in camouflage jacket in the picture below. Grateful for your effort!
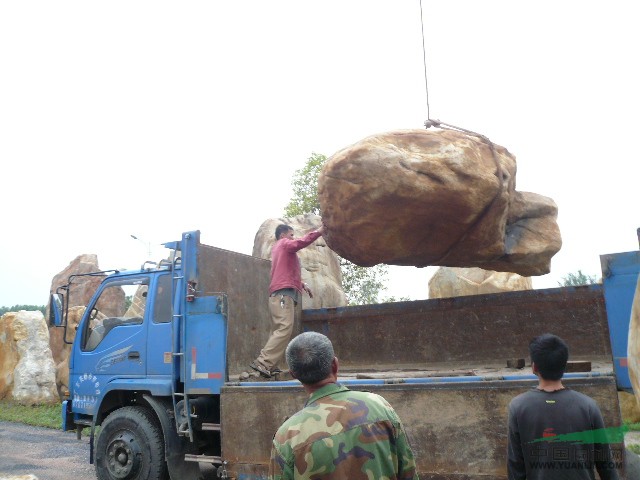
[270,331,419,480]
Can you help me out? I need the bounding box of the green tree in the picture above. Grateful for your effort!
[284,153,393,305]
[0,304,46,316]
[284,152,325,217]
[558,270,598,287]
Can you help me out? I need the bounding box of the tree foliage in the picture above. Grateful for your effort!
[0,304,46,316]
[340,259,389,306]
[558,270,599,287]
[284,152,325,217]
[284,153,392,305]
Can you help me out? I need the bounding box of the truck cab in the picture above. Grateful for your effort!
[51,232,231,480]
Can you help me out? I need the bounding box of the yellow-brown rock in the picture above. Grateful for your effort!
[0,311,58,404]
[48,254,124,397]
[52,306,85,397]
[428,267,532,299]
[619,390,640,424]
[628,275,640,408]
[0,314,19,400]
[318,129,561,276]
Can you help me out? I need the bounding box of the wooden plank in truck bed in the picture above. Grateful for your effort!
[220,375,622,479]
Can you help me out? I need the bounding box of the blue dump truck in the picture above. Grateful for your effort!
[50,230,640,480]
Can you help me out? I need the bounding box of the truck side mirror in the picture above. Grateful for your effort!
[49,293,64,327]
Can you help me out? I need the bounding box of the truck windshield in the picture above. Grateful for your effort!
[82,278,150,351]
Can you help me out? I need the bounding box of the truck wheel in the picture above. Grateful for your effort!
[95,406,167,480]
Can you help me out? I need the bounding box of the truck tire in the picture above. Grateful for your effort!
[95,406,168,480]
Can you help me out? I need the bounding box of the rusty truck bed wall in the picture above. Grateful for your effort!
[220,284,620,479]
[302,285,612,371]
[221,376,622,479]
[197,243,273,376]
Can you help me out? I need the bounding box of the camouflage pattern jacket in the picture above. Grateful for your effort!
[270,383,419,479]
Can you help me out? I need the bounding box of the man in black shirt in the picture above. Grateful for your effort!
[507,333,620,479]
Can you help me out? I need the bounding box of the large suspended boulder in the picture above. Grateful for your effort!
[429,267,532,299]
[253,214,346,309]
[318,129,561,276]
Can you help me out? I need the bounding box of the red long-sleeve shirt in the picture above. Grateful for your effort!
[269,230,322,294]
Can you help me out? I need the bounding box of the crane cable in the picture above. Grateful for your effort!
[418,0,498,159]
[418,0,506,266]
[419,0,431,122]
[419,0,493,144]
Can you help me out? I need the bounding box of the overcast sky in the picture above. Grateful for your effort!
[1,1,639,307]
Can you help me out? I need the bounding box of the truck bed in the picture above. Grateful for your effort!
[218,284,622,479]
[221,374,621,480]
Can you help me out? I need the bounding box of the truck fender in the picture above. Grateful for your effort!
[142,395,201,480]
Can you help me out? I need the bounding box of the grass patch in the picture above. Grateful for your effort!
[0,401,61,429]
[624,421,640,432]
[629,444,640,455]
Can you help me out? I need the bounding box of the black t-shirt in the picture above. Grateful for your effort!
[507,387,620,480]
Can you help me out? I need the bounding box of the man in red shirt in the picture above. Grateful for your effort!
[250,223,326,377]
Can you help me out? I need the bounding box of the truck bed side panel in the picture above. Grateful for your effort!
[220,377,622,479]
[302,286,612,371]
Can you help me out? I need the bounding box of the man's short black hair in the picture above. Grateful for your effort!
[275,224,292,240]
[529,333,569,381]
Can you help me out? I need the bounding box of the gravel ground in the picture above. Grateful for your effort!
[0,421,95,480]
[1,419,638,479]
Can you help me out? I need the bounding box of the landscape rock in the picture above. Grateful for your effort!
[619,390,640,424]
[0,311,57,404]
[47,254,116,315]
[429,267,532,299]
[628,275,640,408]
[48,254,124,397]
[253,214,346,309]
[52,306,85,398]
[318,129,561,276]
[0,314,19,399]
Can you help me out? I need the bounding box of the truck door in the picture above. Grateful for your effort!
[70,276,149,415]
[146,273,173,375]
